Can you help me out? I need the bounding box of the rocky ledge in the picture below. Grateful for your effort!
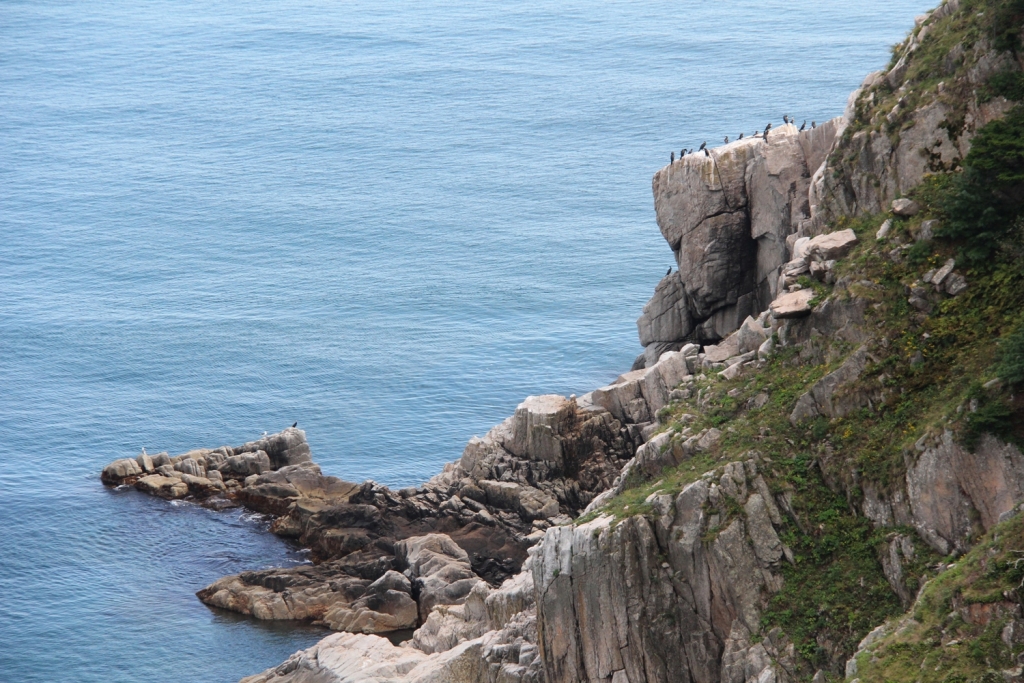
[101,341,720,639]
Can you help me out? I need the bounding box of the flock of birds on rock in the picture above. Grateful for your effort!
[669,115,817,164]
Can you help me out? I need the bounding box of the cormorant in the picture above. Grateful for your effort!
[681,149,685,158]
[699,141,707,151]
[799,120,806,131]
[703,148,710,157]
[670,151,674,164]
[724,135,729,143]
[783,114,789,124]
[291,422,298,428]
[738,132,744,139]
[763,122,772,139]
[811,121,816,128]
[666,267,672,276]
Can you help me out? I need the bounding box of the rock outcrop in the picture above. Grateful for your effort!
[101,344,705,640]
[638,118,841,363]
[535,456,792,683]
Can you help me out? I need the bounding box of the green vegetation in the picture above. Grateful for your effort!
[997,322,1024,388]
[761,459,911,669]
[937,105,1024,265]
[852,514,1024,683]
[579,4,1024,678]
[584,92,1024,683]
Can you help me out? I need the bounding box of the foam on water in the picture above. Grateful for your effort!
[1,0,932,680]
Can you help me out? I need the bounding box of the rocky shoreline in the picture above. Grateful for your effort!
[101,344,715,638]
[100,2,1024,680]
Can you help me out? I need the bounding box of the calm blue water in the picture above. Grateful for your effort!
[2,0,932,680]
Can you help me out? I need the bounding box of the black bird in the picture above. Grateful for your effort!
[688,149,694,155]
[291,422,297,428]
[666,267,672,276]
[799,120,806,131]
[738,132,744,139]
[681,149,685,158]
[811,120,817,128]
[783,114,789,124]
[703,148,710,157]
[763,122,772,139]
[699,141,707,151]
[670,151,675,164]
[724,135,729,143]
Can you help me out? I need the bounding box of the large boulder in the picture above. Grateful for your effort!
[646,121,841,350]
[804,229,858,262]
[134,474,188,499]
[769,289,815,318]
[508,395,576,465]
[637,272,693,346]
[101,458,142,484]
[321,570,418,633]
[396,534,486,622]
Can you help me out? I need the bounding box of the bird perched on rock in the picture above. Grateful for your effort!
[681,149,685,158]
[291,421,298,428]
[783,114,789,124]
[666,267,672,276]
[763,122,772,139]
[811,121,816,128]
[699,141,707,151]
[738,132,744,139]
[703,148,710,157]
[799,120,806,131]
[724,135,729,143]
[670,151,674,164]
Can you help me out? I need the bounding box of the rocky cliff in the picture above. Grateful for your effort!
[101,1,1024,681]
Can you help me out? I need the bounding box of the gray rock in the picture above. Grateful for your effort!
[704,336,741,363]
[918,219,939,241]
[637,272,693,346]
[906,431,1024,555]
[136,453,154,473]
[735,316,770,355]
[648,122,839,348]
[217,450,271,478]
[876,219,892,240]
[135,474,189,499]
[509,395,575,465]
[805,229,858,261]
[945,272,968,296]
[931,258,956,290]
[891,198,921,216]
[101,458,142,484]
[770,289,815,318]
[396,534,485,622]
[790,346,871,425]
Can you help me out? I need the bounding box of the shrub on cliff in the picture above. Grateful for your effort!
[938,105,1024,264]
[997,321,1024,387]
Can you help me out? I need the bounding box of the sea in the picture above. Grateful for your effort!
[1,1,934,680]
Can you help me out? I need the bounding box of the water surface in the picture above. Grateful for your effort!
[1,1,932,680]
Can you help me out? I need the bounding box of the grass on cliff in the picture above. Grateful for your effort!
[843,0,1024,168]
[851,513,1024,683]
[583,41,1024,674]
[587,181,1024,677]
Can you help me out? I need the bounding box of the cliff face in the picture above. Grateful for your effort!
[639,119,840,363]
[103,2,1024,681]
